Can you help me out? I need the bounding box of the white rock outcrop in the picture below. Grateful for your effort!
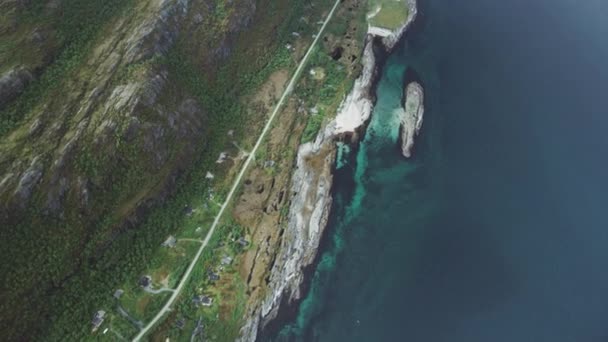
[399,82,424,158]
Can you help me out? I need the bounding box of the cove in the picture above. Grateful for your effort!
[267,0,608,340]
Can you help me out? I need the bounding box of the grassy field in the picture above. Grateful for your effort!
[368,0,409,30]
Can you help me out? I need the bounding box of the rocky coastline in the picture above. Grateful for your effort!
[238,1,419,340]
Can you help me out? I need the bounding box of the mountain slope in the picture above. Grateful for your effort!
[0,0,316,339]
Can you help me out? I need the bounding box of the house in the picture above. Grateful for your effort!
[237,237,250,247]
[216,152,228,164]
[184,205,194,217]
[91,310,106,331]
[139,275,152,288]
[113,289,124,299]
[208,270,220,282]
[161,235,177,248]
[192,295,213,307]
[221,255,233,266]
[175,318,186,330]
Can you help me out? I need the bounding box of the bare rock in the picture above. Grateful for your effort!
[399,81,424,158]
[13,156,44,204]
[28,118,43,137]
[0,67,33,110]
[239,137,336,341]
[123,0,190,64]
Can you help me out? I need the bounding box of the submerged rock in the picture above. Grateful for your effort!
[399,81,424,158]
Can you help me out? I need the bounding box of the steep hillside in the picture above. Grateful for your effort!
[0,0,326,339]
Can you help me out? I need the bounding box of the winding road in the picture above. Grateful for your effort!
[133,1,342,339]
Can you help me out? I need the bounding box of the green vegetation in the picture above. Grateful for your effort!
[0,0,135,136]
[146,219,249,341]
[368,0,409,30]
[0,0,317,339]
[297,47,349,143]
[0,0,368,340]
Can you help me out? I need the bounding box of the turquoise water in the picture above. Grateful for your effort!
[268,0,608,340]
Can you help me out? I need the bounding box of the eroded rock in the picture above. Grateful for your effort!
[0,67,33,110]
[13,156,44,204]
[399,81,424,158]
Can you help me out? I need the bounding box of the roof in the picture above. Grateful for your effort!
[92,310,106,327]
[139,275,152,287]
[221,255,233,265]
[161,235,177,247]
[113,289,124,299]
[192,295,213,306]
[208,271,220,282]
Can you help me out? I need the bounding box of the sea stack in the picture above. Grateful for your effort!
[400,81,424,158]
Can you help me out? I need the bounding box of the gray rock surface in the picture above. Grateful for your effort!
[238,133,336,342]
[13,156,43,205]
[0,67,33,110]
[400,81,424,158]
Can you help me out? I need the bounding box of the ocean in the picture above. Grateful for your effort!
[267,0,608,340]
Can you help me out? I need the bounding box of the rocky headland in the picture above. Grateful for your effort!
[399,81,425,158]
[238,0,418,340]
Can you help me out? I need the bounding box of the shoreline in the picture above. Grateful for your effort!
[238,1,419,340]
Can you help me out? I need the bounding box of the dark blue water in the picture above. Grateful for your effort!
[270,0,608,341]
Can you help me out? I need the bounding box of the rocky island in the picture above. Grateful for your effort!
[400,81,425,158]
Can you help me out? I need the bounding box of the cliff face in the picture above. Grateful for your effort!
[238,1,418,340]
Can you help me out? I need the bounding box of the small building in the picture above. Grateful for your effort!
[91,310,106,331]
[237,237,250,247]
[192,295,213,307]
[113,289,124,299]
[175,318,186,330]
[184,205,194,217]
[208,271,220,282]
[216,152,228,164]
[263,160,276,169]
[221,255,233,266]
[139,275,152,288]
[205,171,215,180]
[161,235,177,248]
